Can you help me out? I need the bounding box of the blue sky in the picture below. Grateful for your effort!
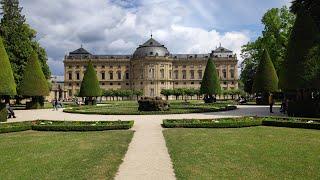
[20,0,291,75]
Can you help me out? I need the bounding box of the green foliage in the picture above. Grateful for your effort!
[0,36,16,96]
[0,0,50,90]
[79,61,101,97]
[200,58,221,95]
[279,6,320,90]
[252,49,278,93]
[161,89,173,100]
[0,103,7,122]
[241,6,295,93]
[0,121,32,133]
[19,51,49,96]
[163,117,262,128]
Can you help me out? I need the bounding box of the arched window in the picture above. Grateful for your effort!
[182,70,186,79]
[160,69,165,79]
[198,70,203,79]
[174,70,179,79]
[125,71,129,79]
[190,70,194,79]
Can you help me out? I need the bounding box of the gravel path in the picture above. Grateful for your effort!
[6,105,282,180]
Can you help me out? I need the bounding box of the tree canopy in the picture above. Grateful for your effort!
[252,49,278,93]
[19,51,49,97]
[79,61,101,97]
[279,4,320,91]
[0,0,50,90]
[0,36,16,96]
[240,6,295,93]
[200,58,221,95]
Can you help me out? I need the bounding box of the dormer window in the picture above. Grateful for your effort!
[150,42,153,45]
[150,52,153,55]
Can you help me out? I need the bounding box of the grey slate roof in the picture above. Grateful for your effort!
[213,46,232,53]
[133,38,170,58]
[70,47,91,55]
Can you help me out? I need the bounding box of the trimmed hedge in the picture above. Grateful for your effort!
[32,120,134,131]
[163,117,262,128]
[262,120,320,130]
[0,120,134,133]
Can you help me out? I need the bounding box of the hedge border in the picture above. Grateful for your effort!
[163,116,320,130]
[163,117,262,128]
[63,105,237,115]
[0,120,134,134]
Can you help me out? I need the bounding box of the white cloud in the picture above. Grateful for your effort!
[18,0,289,75]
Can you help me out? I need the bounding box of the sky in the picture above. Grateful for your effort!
[19,0,291,76]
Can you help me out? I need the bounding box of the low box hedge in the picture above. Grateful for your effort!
[261,117,320,130]
[0,120,134,133]
[163,117,262,128]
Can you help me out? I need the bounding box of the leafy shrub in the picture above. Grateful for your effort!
[163,117,262,128]
[138,97,169,111]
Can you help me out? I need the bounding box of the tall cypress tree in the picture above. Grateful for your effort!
[0,0,50,90]
[252,48,278,93]
[200,58,221,103]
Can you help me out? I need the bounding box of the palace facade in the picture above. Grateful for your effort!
[64,37,238,98]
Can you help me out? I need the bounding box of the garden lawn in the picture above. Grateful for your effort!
[164,126,320,179]
[0,130,133,179]
[64,100,235,115]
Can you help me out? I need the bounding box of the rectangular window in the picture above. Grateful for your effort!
[109,72,113,80]
[174,70,178,79]
[76,72,80,80]
[150,88,155,97]
[182,70,186,79]
[101,72,105,80]
[198,70,202,79]
[223,69,227,79]
[230,69,235,79]
[190,70,194,79]
[169,70,172,79]
[117,71,122,79]
[126,72,129,79]
[68,72,72,80]
[160,69,165,79]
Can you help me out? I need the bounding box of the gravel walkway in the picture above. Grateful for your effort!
[6,105,282,180]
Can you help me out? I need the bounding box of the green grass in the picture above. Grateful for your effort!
[0,130,133,179]
[64,100,236,115]
[164,127,320,179]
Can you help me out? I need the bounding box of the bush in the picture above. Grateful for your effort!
[163,117,262,128]
[0,103,7,122]
[138,97,169,111]
[0,120,134,133]
[26,97,45,109]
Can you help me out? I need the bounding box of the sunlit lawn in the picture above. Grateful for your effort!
[164,126,320,179]
[0,130,133,179]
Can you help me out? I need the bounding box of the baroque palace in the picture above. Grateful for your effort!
[63,36,238,98]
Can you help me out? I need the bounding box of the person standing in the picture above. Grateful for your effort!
[269,93,274,113]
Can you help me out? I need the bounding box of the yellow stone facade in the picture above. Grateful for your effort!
[64,38,238,99]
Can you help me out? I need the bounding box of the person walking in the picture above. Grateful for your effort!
[6,103,16,118]
[269,93,274,113]
[51,99,56,111]
[54,98,58,111]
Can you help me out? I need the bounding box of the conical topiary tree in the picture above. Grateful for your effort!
[79,61,101,105]
[200,58,221,103]
[252,48,278,104]
[0,36,16,121]
[19,51,49,109]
